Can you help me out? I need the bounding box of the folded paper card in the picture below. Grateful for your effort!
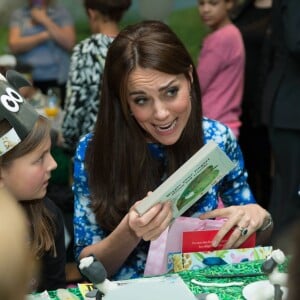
[136,140,236,218]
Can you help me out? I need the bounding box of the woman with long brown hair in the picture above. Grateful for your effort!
[73,20,273,281]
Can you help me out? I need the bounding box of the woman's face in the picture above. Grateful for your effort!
[127,67,192,145]
[0,135,57,201]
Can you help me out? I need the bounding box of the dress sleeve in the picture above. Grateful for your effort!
[54,5,74,27]
[218,126,256,206]
[73,135,106,261]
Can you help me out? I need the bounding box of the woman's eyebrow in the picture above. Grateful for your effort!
[158,79,177,92]
[128,78,178,96]
[129,90,145,96]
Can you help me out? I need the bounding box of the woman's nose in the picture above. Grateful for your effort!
[153,101,169,119]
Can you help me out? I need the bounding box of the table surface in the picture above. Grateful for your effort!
[38,259,288,300]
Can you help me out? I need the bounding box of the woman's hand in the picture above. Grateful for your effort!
[128,199,173,242]
[199,204,271,249]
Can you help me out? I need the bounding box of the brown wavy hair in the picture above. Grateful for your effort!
[86,20,204,231]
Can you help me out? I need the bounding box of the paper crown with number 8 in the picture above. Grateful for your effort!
[0,70,39,156]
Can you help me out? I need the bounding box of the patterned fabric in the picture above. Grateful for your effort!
[61,34,114,153]
[73,118,256,280]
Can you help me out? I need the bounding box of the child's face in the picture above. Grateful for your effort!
[198,0,233,31]
[0,135,57,201]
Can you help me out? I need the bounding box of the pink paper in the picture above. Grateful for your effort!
[144,216,226,276]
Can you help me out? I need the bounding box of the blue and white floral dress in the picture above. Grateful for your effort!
[73,118,255,280]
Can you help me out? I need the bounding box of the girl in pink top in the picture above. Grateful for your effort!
[197,0,245,138]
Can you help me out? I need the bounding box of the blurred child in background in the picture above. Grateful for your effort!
[197,0,245,138]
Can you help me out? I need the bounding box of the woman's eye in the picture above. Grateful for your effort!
[134,97,147,105]
[166,86,179,97]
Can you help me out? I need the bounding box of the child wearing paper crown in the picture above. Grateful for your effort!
[0,70,66,292]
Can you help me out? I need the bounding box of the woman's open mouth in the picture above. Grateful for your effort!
[155,119,177,133]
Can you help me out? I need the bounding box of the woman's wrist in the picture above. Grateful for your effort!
[117,213,141,244]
